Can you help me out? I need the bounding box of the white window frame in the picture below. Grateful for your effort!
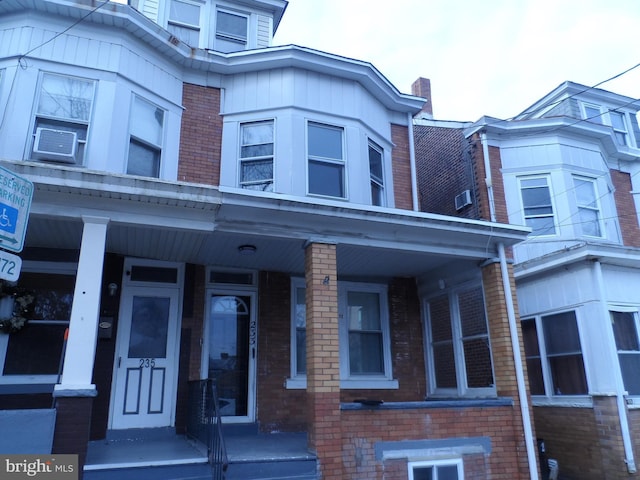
[408,458,464,480]
[287,278,396,389]
[368,139,385,206]
[581,102,605,124]
[425,282,496,398]
[167,0,203,47]
[572,175,603,238]
[608,110,629,146]
[238,119,275,191]
[0,261,77,385]
[30,72,96,166]
[214,8,249,52]
[609,308,640,397]
[522,310,589,399]
[306,121,347,200]
[518,175,557,236]
[581,102,632,147]
[126,94,165,178]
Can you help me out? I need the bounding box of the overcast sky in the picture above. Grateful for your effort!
[272,0,640,121]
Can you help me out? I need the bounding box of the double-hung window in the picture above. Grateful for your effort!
[609,111,629,146]
[290,279,393,386]
[167,0,201,46]
[215,10,248,52]
[573,176,602,237]
[522,311,588,396]
[0,266,75,385]
[610,310,640,395]
[239,121,274,191]
[409,459,464,480]
[519,176,556,236]
[307,122,345,199]
[127,96,165,178]
[368,140,385,206]
[426,284,494,397]
[31,73,96,165]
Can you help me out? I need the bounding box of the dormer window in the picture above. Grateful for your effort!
[215,10,248,52]
[167,0,201,47]
[609,111,628,146]
[581,102,630,146]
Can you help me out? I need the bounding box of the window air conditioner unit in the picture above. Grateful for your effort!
[454,189,472,211]
[33,128,77,163]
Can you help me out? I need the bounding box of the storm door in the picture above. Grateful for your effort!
[109,260,183,430]
[204,292,256,423]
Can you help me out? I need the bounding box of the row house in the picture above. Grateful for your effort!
[0,1,536,479]
[414,78,640,479]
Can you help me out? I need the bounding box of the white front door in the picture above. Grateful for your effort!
[110,285,180,429]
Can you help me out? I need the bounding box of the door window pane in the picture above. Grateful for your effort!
[208,295,251,416]
[128,296,170,358]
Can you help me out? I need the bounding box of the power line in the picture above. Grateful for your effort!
[18,0,110,68]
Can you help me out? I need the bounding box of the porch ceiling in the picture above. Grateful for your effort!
[10,161,529,280]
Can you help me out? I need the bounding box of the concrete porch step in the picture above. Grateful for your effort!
[223,425,318,480]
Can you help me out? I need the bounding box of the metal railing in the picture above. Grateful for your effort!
[187,379,229,480]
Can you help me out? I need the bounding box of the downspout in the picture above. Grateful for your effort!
[408,112,419,211]
[480,132,497,222]
[593,260,637,473]
[497,242,539,480]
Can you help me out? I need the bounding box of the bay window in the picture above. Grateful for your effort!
[573,176,602,237]
[307,122,345,199]
[368,140,385,206]
[239,120,274,191]
[127,96,165,178]
[519,176,556,236]
[31,73,96,165]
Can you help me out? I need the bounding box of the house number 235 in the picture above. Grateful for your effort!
[139,358,155,368]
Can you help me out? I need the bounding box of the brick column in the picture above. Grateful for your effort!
[482,260,536,478]
[305,242,342,478]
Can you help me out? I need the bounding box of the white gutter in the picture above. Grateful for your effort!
[480,132,496,222]
[408,113,419,211]
[593,260,637,473]
[498,243,539,480]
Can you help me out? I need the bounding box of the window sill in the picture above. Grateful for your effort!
[285,377,399,390]
[531,395,593,408]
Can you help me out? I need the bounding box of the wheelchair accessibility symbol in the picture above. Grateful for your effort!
[0,203,18,235]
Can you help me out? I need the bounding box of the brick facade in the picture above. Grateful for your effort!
[533,399,640,479]
[53,396,93,479]
[481,261,535,478]
[611,169,640,247]
[257,271,307,431]
[414,124,479,219]
[391,124,414,211]
[178,83,222,185]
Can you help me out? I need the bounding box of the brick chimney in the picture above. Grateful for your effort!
[411,77,433,118]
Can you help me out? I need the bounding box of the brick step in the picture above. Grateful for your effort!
[83,462,214,480]
[224,458,318,480]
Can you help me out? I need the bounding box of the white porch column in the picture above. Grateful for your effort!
[54,216,109,396]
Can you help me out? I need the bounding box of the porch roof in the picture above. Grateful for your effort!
[6,160,529,279]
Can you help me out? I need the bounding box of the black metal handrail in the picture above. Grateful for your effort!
[187,379,229,479]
